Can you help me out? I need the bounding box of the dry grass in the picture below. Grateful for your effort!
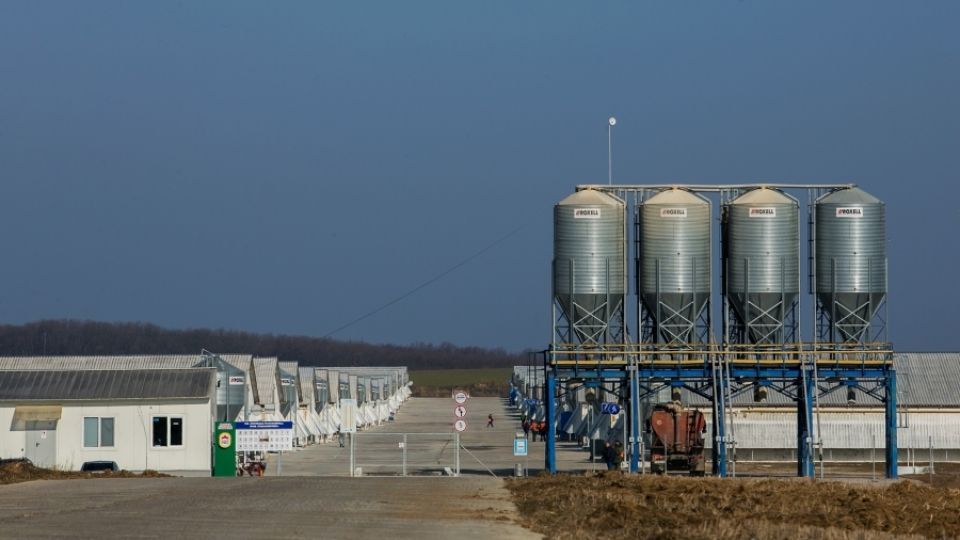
[905,462,960,490]
[0,460,169,485]
[507,472,960,539]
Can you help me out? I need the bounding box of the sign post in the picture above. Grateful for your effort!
[341,398,358,476]
[513,432,528,477]
[451,391,469,476]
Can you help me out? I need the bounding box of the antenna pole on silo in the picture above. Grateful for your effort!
[608,116,616,185]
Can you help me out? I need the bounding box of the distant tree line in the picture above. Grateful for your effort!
[0,320,532,369]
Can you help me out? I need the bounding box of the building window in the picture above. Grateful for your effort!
[152,416,183,447]
[83,417,115,448]
[171,417,183,446]
[101,417,115,447]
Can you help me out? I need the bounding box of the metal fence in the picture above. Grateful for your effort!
[349,432,461,476]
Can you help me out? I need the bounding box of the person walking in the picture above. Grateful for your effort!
[612,441,625,471]
[602,441,616,470]
[522,419,531,440]
[487,414,495,428]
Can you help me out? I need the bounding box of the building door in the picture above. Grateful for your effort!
[25,428,57,468]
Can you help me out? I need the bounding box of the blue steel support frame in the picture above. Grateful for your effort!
[798,372,815,478]
[630,366,641,472]
[712,379,727,477]
[885,369,898,479]
[545,360,895,478]
[545,370,557,473]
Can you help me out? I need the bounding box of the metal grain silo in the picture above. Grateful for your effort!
[815,187,887,343]
[213,357,246,422]
[553,189,626,344]
[723,188,799,344]
[638,189,711,345]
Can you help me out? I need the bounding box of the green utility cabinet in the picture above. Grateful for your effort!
[212,422,236,477]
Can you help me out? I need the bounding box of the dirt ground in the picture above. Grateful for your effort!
[0,460,168,485]
[507,472,960,539]
[902,462,960,489]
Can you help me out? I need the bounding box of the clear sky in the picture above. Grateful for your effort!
[0,2,957,351]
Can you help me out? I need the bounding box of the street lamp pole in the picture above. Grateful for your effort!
[607,116,616,185]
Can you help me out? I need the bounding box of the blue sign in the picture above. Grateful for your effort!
[513,438,528,457]
[234,421,294,430]
[600,403,621,415]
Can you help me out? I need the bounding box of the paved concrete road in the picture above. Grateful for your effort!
[0,476,539,540]
[270,396,604,477]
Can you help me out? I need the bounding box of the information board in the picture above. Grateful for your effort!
[235,421,294,452]
[513,438,528,457]
[340,398,358,433]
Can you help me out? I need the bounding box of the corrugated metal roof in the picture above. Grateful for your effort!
[252,357,279,406]
[0,369,215,401]
[644,188,708,206]
[726,352,960,408]
[731,187,792,205]
[298,367,315,402]
[0,355,204,370]
[895,352,960,407]
[278,361,298,378]
[218,354,254,373]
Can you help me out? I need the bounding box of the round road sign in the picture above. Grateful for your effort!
[453,391,469,404]
[454,419,467,432]
[454,405,467,418]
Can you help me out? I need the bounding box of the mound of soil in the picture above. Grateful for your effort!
[507,472,960,539]
[0,460,169,485]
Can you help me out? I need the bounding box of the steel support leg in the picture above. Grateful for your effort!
[798,373,815,478]
[712,387,727,477]
[885,369,898,479]
[630,368,640,473]
[545,369,557,474]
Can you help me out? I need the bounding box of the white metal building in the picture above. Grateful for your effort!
[0,368,216,473]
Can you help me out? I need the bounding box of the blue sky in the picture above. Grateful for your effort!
[0,2,957,351]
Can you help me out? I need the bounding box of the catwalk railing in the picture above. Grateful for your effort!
[549,343,893,369]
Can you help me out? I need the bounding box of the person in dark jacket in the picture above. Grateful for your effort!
[602,441,616,470]
[612,441,624,470]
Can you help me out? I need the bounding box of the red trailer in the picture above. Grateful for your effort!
[648,402,707,475]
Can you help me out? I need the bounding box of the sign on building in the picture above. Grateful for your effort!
[234,421,294,452]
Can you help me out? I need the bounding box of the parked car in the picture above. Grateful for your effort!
[80,461,119,473]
